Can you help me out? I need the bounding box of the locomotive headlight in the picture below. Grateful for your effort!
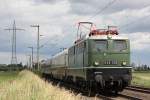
[122,61,127,66]
[94,61,99,66]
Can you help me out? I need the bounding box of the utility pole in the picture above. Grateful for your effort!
[5,20,24,69]
[29,55,31,69]
[31,25,40,71]
[27,55,31,69]
[28,47,33,69]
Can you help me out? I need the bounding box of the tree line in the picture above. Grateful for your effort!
[132,63,150,71]
[0,63,25,71]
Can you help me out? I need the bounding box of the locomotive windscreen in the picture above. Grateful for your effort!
[95,40,107,52]
[113,40,127,52]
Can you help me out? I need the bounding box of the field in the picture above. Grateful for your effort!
[0,70,84,100]
[132,71,150,88]
[0,71,18,83]
[0,70,150,100]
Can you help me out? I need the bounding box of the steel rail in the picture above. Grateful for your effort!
[126,86,150,94]
[118,93,142,100]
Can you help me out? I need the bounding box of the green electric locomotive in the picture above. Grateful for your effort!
[41,22,132,93]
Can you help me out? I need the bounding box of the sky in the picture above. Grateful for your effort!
[0,0,150,66]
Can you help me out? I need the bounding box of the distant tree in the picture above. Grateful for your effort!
[131,62,136,67]
[135,64,150,71]
[17,62,23,68]
[148,66,150,70]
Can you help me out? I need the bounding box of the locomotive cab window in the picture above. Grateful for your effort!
[95,40,107,52]
[113,40,127,52]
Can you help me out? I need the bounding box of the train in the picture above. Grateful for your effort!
[41,22,132,94]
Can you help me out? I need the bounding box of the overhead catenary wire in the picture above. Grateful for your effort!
[85,0,150,32]
[87,0,117,21]
[119,13,150,30]
[36,1,118,51]
[75,0,118,38]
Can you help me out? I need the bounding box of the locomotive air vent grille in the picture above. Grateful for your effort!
[104,60,118,65]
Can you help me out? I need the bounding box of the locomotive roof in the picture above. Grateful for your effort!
[73,34,129,47]
[88,35,128,40]
[52,49,68,58]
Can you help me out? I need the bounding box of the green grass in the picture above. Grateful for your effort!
[0,71,19,83]
[132,71,150,88]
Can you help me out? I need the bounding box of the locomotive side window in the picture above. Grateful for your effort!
[69,46,75,55]
[113,40,127,52]
[95,40,107,52]
[76,42,85,54]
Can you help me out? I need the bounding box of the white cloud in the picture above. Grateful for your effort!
[122,32,150,51]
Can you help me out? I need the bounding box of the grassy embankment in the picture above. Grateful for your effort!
[0,70,150,100]
[0,70,84,100]
[132,71,150,88]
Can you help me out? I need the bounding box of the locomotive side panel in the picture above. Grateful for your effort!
[68,46,75,67]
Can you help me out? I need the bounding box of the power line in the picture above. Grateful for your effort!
[39,34,63,49]
[117,4,150,30]
[75,0,118,36]
[119,14,150,30]
[87,0,117,20]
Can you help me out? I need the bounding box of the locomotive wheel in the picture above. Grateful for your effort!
[88,86,92,96]
[87,81,95,96]
[114,90,118,95]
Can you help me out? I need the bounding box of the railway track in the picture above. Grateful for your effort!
[126,85,150,94]
[117,93,142,100]
[95,93,143,100]
[46,78,144,100]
